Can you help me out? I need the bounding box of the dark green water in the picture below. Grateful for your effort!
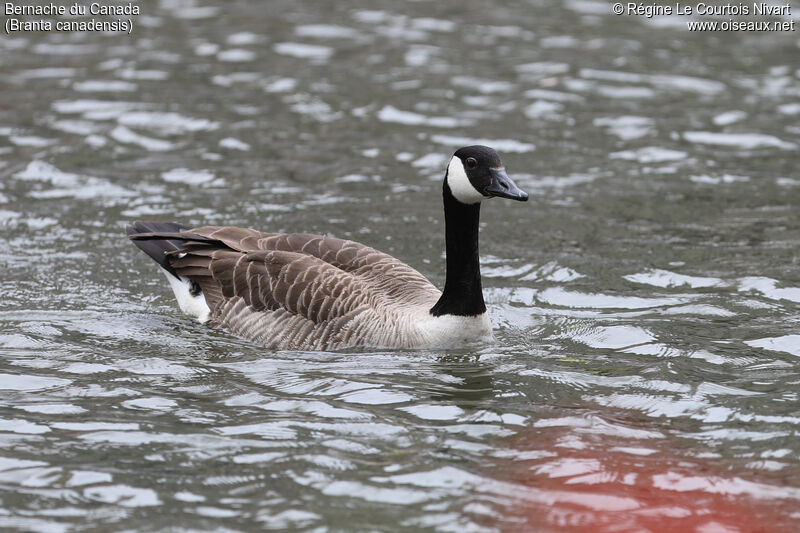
[0,1,798,531]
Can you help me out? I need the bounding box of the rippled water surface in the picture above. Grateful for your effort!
[1,1,799,531]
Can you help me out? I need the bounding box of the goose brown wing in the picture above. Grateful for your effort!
[168,245,369,324]
[186,226,440,306]
[156,226,437,325]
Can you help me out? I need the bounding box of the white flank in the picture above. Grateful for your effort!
[446,156,485,204]
[161,269,211,323]
[416,311,493,346]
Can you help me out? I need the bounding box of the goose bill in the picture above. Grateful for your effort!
[486,168,528,201]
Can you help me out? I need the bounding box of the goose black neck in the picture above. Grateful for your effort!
[430,182,486,317]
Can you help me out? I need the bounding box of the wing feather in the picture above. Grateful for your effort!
[189,227,435,288]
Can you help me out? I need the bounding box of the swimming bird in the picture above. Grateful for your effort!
[127,145,528,350]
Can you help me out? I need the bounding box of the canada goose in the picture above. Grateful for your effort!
[127,145,528,350]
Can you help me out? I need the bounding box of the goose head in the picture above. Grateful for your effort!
[445,145,529,205]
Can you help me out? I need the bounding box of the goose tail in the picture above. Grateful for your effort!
[126,221,195,279]
[126,221,212,322]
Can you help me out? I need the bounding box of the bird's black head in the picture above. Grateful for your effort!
[446,145,528,204]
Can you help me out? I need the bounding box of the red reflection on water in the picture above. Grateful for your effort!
[489,424,798,533]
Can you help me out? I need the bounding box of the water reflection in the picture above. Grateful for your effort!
[430,356,495,405]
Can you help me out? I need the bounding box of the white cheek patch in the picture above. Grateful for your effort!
[446,156,485,205]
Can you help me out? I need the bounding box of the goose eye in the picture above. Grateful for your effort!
[465,157,477,169]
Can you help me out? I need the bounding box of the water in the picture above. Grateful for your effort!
[1,0,799,531]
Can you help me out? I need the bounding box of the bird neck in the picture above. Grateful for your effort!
[430,181,486,317]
